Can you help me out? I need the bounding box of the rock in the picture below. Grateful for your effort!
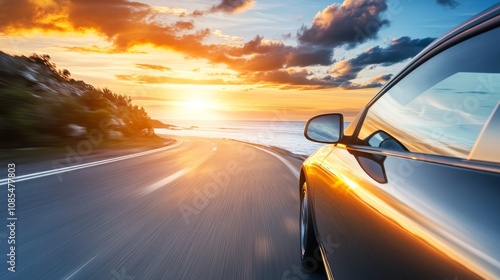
[67,124,87,137]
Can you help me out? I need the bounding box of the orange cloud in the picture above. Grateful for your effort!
[370,74,393,84]
[0,0,70,33]
[135,64,172,71]
[150,6,189,15]
[207,72,232,76]
[1,0,208,52]
[115,74,227,85]
[63,45,146,54]
[328,60,355,78]
[0,0,400,90]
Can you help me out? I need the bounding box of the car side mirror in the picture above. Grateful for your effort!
[304,113,344,144]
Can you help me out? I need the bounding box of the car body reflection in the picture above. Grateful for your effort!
[299,4,500,280]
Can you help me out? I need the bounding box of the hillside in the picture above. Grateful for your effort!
[150,119,177,129]
[0,51,155,148]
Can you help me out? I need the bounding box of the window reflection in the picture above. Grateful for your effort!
[360,27,500,159]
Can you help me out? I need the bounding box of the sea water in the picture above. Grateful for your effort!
[154,120,329,156]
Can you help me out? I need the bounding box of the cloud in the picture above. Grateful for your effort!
[115,74,226,85]
[207,72,232,76]
[213,29,244,44]
[191,0,255,16]
[297,0,389,49]
[436,0,460,8]
[0,0,429,90]
[370,74,393,84]
[328,60,358,81]
[218,36,333,72]
[285,47,333,67]
[329,36,435,81]
[342,73,393,89]
[282,33,292,40]
[341,81,385,89]
[350,36,436,66]
[172,20,195,31]
[63,45,146,54]
[209,0,255,14]
[241,68,356,90]
[68,0,152,37]
[0,0,68,32]
[237,35,432,89]
[0,0,209,52]
[135,64,172,71]
[67,1,208,51]
[0,0,330,74]
[150,6,189,15]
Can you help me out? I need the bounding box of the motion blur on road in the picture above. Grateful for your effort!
[0,136,327,280]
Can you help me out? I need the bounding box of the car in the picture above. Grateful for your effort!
[300,4,500,280]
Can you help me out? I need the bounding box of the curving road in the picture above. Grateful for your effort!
[0,136,327,280]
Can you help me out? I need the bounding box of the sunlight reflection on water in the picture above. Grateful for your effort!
[154,120,341,156]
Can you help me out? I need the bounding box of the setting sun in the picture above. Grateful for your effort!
[180,97,223,111]
[181,99,210,111]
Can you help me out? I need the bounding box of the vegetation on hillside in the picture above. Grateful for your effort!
[0,51,155,148]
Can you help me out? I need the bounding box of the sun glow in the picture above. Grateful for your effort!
[180,99,214,111]
[174,91,226,120]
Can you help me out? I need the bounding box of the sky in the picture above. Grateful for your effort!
[0,0,498,122]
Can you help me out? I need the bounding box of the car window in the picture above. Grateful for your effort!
[469,102,500,163]
[359,27,500,160]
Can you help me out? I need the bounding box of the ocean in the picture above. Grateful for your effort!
[154,120,328,156]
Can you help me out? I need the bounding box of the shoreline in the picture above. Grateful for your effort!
[154,122,322,157]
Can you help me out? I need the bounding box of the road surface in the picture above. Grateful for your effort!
[0,136,327,280]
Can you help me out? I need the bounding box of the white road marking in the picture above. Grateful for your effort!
[142,141,218,196]
[142,168,191,195]
[250,145,300,179]
[63,255,97,280]
[0,140,183,186]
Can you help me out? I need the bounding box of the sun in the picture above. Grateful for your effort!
[176,94,225,120]
[180,99,211,112]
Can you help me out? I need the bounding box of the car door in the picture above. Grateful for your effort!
[312,25,500,279]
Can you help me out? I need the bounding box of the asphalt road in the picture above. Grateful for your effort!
[0,136,327,280]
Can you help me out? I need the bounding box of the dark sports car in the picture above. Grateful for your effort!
[300,4,500,280]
